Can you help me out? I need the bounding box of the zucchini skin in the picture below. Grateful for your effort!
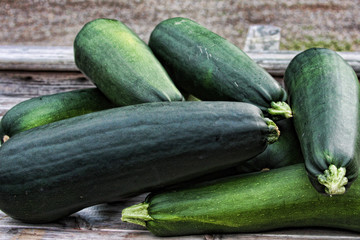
[0,88,115,139]
[0,121,4,146]
[168,118,303,188]
[0,101,277,223]
[148,17,289,117]
[284,48,360,195]
[122,164,360,237]
[74,18,184,106]
[235,118,303,173]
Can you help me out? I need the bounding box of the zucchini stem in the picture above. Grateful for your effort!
[121,202,153,227]
[318,164,348,196]
[264,118,280,144]
[267,101,293,119]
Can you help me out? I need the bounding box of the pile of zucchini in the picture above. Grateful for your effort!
[0,17,359,236]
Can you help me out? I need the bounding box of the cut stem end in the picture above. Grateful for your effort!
[264,118,280,144]
[267,101,293,120]
[121,202,153,227]
[318,164,348,196]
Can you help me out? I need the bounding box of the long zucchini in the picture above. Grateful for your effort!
[284,48,360,195]
[235,118,303,173]
[0,88,115,141]
[148,17,291,119]
[0,101,279,223]
[167,118,303,189]
[122,163,360,237]
[74,18,184,105]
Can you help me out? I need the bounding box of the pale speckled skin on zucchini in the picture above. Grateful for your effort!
[284,48,360,195]
[74,18,184,106]
[148,17,291,119]
[0,88,115,141]
[122,163,360,237]
[0,101,279,223]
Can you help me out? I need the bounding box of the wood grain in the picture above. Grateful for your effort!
[1,46,360,76]
[0,46,76,71]
[0,71,92,97]
[0,71,93,116]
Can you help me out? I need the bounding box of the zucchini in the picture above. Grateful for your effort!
[0,121,5,146]
[0,88,115,141]
[74,18,184,106]
[168,118,303,188]
[235,118,303,173]
[122,163,360,237]
[148,17,291,119]
[0,101,279,223]
[284,48,360,195]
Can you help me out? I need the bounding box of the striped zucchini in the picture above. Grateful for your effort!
[74,18,184,106]
[0,101,279,223]
[148,17,291,119]
[284,48,360,195]
[168,118,303,188]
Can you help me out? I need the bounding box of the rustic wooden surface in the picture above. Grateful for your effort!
[1,46,360,77]
[0,71,92,116]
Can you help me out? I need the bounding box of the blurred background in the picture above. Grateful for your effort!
[1,0,359,51]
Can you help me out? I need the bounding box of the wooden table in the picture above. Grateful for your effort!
[1,46,360,239]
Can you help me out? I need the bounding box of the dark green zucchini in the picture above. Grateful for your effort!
[284,48,360,195]
[0,88,115,141]
[0,121,5,145]
[166,118,303,189]
[74,18,184,106]
[235,118,303,173]
[122,163,360,237]
[0,101,279,223]
[148,17,291,119]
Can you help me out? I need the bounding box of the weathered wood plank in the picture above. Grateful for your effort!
[1,228,159,240]
[2,227,360,240]
[0,71,94,116]
[0,46,76,71]
[0,71,92,98]
[1,46,360,77]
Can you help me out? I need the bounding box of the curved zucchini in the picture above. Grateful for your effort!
[122,163,360,236]
[148,17,291,119]
[0,88,115,141]
[284,48,360,195]
[0,101,279,223]
[74,18,184,106]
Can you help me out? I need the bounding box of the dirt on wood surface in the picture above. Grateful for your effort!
[1,0,360,51]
